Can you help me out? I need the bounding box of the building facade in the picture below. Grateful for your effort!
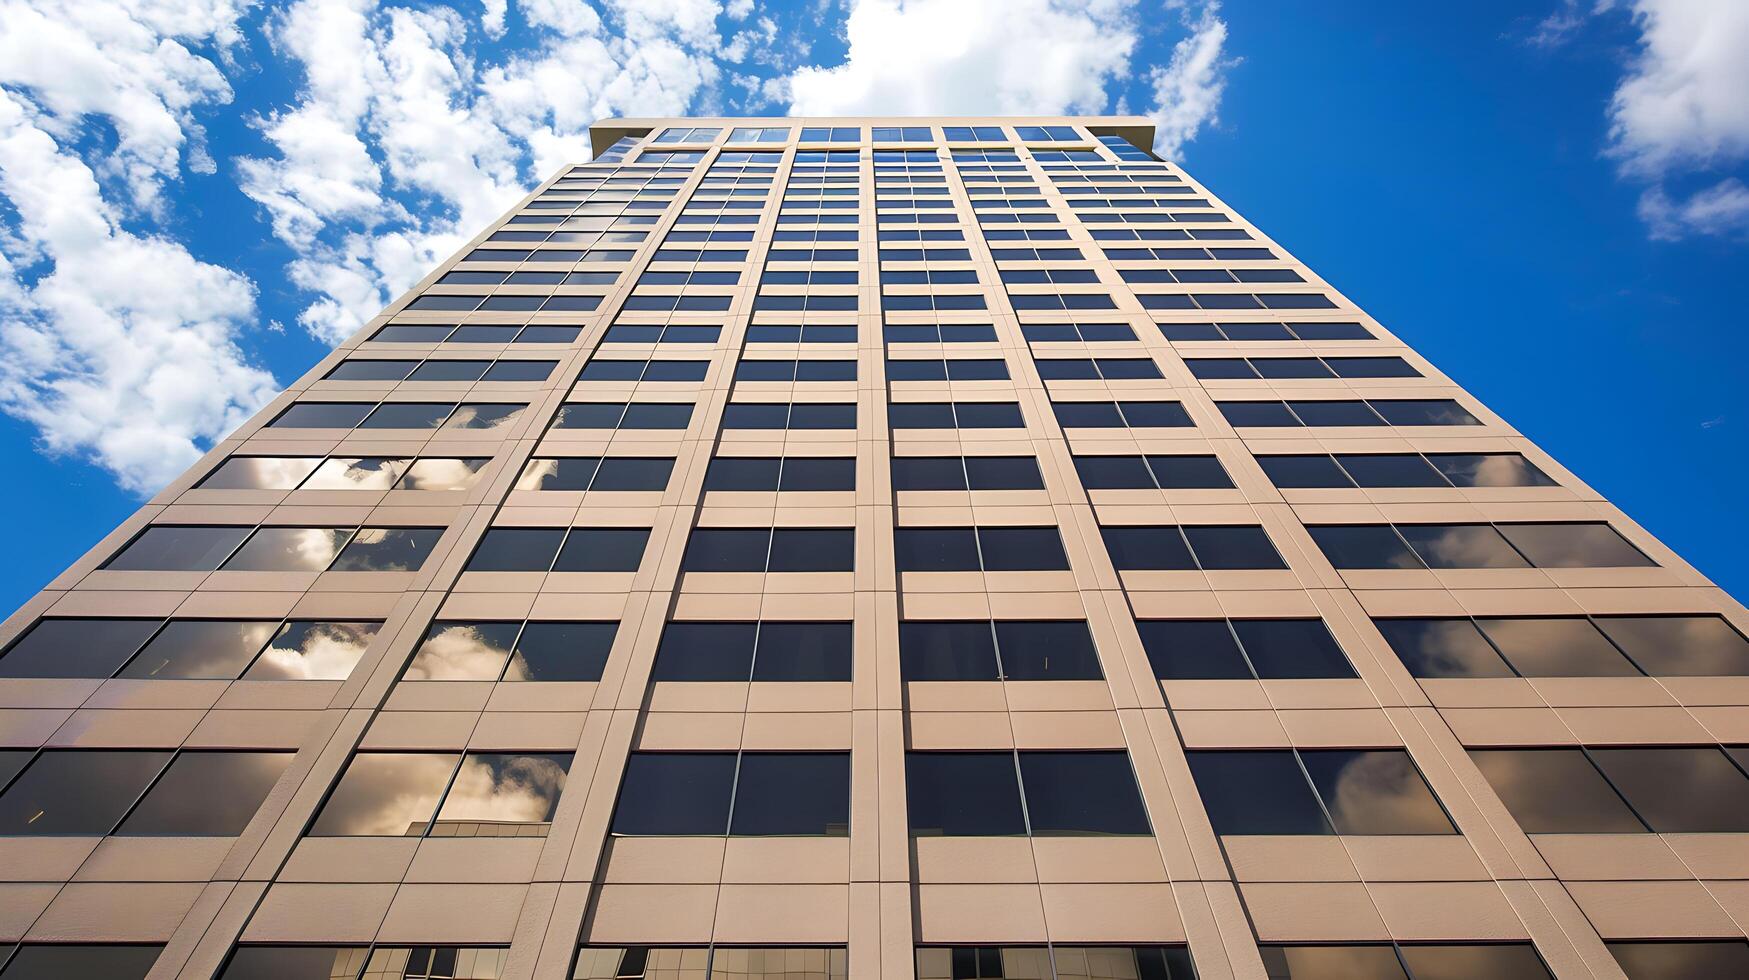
[0,115,1746,980]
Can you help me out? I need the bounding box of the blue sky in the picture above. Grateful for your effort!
[0,0,1745,609]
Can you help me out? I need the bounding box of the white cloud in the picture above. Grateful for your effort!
[787,0,1136,116]
[0,1,278,493]
[1146,1,1231,159]
[239,0,725,345]
[785,0,1230,158]
[481,0,508,38]
[1606,0,1749,176]
[1637,177,1749,240]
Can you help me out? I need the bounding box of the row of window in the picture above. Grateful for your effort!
[1258,451,1555,489]
[202,456,488,492]
[324,358,557,382]
[19,939,1749,980]
[13,612,1735,685]
[1310,521,1652,570]
[105,525,440,573]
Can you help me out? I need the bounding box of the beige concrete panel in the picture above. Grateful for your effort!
[0,837,98,882]
[30,882,205,941]
[1344,836,1490,882]
[386,682,496,713]
[405,838,545,883]
[468,711,587,750]
[721,837,851,884]
[1172,710,1289,747]
[0,680,99,710]
[1003,681,1114,713]
[1007,710,1126,748]
[1238,882,1388,941]
[48,708,204,746]
[72,837,233,883]
[1030,838,1168,884]
[1368,881,1527,940]
[599,837,726,884]
[712,884,849,942]
[1159,680,1272,711]
[906,711,1014,749]
[1435,707,1575,745]
[1530,678,1678,707]
[1567,880,1739,937]
[188,709,326,747]
[1529,835,1691,881]
[1555,706,1713,743]
[214,681,344,712]
[738,711,853,748]
[1275,709,1401,746]
[1416,678,1545,710]
[280,838,420,883]
[1660,836,1749,880]
[911,838,1038,884]
[378,883,529,943]
[1040,883,1184,943]
[1221,837,1359,883]
[0,884,57,941]
[360,710,477,748]
[913,884,1048,943]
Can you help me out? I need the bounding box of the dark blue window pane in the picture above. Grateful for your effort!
[730,753,850,836]
[993,621,1101,680]
[552,528,649,572]
[612,753,735,835]
[653,622,757,682]
[1018,751,1150,835]
[907,752,1025,836]
[1187,751,1332,835]
[1137,620,1251,680]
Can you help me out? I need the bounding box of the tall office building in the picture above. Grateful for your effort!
[0,115,1745,980]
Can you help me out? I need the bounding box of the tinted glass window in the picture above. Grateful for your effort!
[331,527,442,572]
[1217,401,1297,426]
[553,528,650,572]
[901,622,1001,681]
[1608,941,1749,980]
[363,402,455,429]
[441,402,519,429]
[308,753,458,836]
[269,402,373,428]
[1183,525,1285,569]
[406,622,519,680]
[1259,456,1352,489]
[1297,750,1454,834]
[0,750,172,835]
[1398,524,1528,569]
[1053,402,1124,427]
[199,456,323,490]
[965,457,1044,490]
[1427,453,1557,488]
[1309,525,1421,569]
[118,620,277,679]
[1017,751,1149,835]
[1374,619,1513,678]
[0,618,160,679]
[682,528,770,572]
[1138,620,1251,680]
[895,528,981,572]
[1120,401,1194,427]
[1395,944,1551,980]
[117,752,291,836]
[1229,620,1355,679]
[244,621,380,681]
[433,753,571,830]
[105,525,249,571]
[906,752,1026,836]
[0,946,163,980]
[611,753,735,836]
[768,528,854,571]
[508,623,617,682]
[1186,751,1331,835]
[1476,618,1637,677]
[976,527,1069,571]
[1598,616,1749,676]
[1336,454,1446,488]
[1369,399,1481,426]
[729,753,850,836]
[992,621,1102,681]
[221,527,347,572]
[1258,946,1407,979]
[1288,400,1385,427]
[1496,523,1654,568]
[1101,527,1196,570]
[653,622,756,682]
[1589,747,1749,833]
[1468,749,1644,833]
[753,622,853,681]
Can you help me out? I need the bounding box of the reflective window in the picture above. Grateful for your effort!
[553,528,652,572]
[681,528,854,572]
[893,456,1045,491]
[1590,747,1749,832]
[894,526,1069,572]
[443,403,525,430]
[1496,522,1654,567]
[611,752,849,836]
[397,458,490,491]
[221,945,507,980]
[907,750,1149,836]
[119,620,277,679]
[0,618,161,678]
[1188,749,1452,835]
[900,621,1102,681]
[1259,944,1550,980]
[1102,525,1286,570]
[1469,748,1648,833]
[1259,452,1555,489]
[0,750,171,835]
[199,456,323,490]
[116,752,292,835]
[1313,522,1654,569]
[104,525,250,570]
[917,946,1197,980]
[363,402,455,429]
[0,945,164,979]
[1373,619,1514,678]
[404,621,616,682]
[704,457,856,492]
[223,527,349,571]
[515,457,674,492]
[244,621,380,681]
[652,621,852,682]
[1139,619,1355,680]
[268,402,374,429]
[1052,400,1193,429]
[1608,941,1749,979]
[1597,615,1749,675]
[465,527,648,572]
[301,457,407,490]
[1073,455,1233,490]
[574,946,847,980]
[889,401,1025,429]
[310,752,571,837]
[553,402,694,430]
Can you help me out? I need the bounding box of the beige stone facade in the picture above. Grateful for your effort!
[0,116,1745,979]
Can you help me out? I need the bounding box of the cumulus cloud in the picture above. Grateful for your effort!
[0,0,277,493]
[239,0,726,345]
[785,0,1230,157]
[1546,0,1749,239]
